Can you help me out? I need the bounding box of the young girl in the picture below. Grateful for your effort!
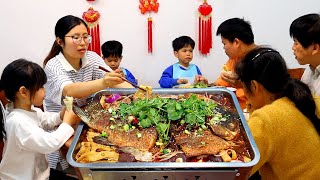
[0,59,80,180]
[235,47,320,179]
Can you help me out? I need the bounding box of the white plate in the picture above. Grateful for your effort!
[226,87,237,91]
[211,86,237,92]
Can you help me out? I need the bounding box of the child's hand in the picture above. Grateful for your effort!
[64,135,74,148]
[194,75,208,85]
[62,109,81,127]
[177,79,188,84]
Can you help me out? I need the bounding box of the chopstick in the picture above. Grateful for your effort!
[98,66,146,91]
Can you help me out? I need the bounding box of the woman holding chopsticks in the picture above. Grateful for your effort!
[43,15,132,178]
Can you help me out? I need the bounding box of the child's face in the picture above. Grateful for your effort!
[103,56,122,71]
[174,45,193,67]
[31,87,45,107]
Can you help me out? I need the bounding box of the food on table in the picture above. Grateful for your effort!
[75,92,251,163]
[63,96,74,111]
[76,130,119,163]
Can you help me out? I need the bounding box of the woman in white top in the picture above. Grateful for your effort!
[43,15,132,171]
[0,59,80,180]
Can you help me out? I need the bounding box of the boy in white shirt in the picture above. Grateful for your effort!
[290,13,320,95]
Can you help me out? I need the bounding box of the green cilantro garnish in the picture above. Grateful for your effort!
[99,131,108,138]
[116,93,218,145]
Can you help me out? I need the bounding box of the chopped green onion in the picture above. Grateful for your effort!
[123,124,129,132]
[136,132,142,138]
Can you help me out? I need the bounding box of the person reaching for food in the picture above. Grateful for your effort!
[235,47,320,179]
[0,59,81,180]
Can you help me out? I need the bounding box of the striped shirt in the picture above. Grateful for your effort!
[43,51,111,169]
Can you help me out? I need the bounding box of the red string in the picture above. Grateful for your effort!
[88,27,92,51]
[209,17,212,49]
[199,17,212,55]
[92,27,96,52]
[148,17,152,53]
[199,16,202,51]
[95,24,101,55]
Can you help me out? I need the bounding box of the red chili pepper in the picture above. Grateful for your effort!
[131,117,139,126]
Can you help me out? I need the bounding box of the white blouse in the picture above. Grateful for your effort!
[0,106,74,180]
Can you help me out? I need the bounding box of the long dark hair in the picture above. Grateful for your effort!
[235,47,320,134]
[0,80,5,140]
[43,15,88,67]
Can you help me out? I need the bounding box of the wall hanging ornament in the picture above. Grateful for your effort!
[82,7,101,55]
[198,0,213,55]
[139,0,159,53]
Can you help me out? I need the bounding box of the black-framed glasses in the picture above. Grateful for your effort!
[65,35,92,44]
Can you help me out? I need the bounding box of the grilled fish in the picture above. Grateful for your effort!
[76,101,158,151]
[174,130,230,157]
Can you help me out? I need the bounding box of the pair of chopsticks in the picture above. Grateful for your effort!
[98,66,146,92]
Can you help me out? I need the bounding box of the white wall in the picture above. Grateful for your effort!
[1,0,319,87]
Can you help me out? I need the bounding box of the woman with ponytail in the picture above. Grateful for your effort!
[43,15,133,177]
[235,47,320,179]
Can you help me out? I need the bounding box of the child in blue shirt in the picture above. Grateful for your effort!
[159,36,208,88]
[101,40,138,85]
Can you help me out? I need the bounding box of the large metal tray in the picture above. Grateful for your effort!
[67,88,260,180]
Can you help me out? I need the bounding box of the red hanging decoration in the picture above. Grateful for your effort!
[148,17,153,53]
[139,0,159,53]
[82,7,101,55]
[198,0,212,55]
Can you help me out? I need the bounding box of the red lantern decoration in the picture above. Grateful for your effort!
[82,7,101,55]
[139,0,159,53]
[198,0,212,55]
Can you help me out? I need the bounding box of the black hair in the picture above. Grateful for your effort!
[216,18,254,45]
[235,47,320,134]
[44,15,88,66]
[172,36,195,51]
[0,80,5,140]
[101,40,123,58]
[290,13,320,48]
[1,59,47,102]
